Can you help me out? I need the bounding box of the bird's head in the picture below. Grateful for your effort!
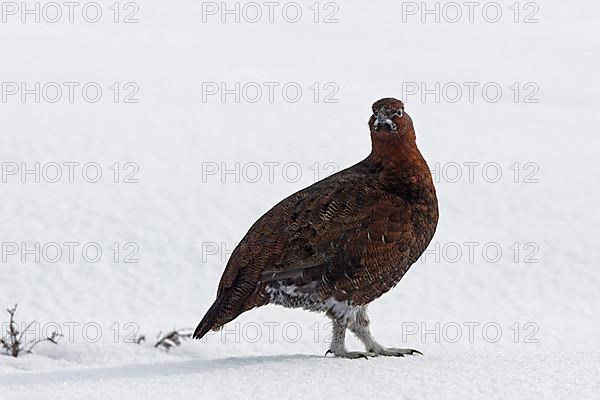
[368,98,414,140]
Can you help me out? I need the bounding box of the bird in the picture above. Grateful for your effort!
[193,98,439,358]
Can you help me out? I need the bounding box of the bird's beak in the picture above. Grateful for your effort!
[376,111,388,126]
[374,111,398,132]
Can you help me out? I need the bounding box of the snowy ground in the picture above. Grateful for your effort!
[1,0,599,398]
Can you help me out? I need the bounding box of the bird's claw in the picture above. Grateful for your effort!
[325,347,422,358]
[371,347,423,357]
[325,349,374,359]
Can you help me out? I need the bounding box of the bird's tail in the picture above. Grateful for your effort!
[193,294,227,340]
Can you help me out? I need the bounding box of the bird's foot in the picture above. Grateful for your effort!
[324,349,376,359]
[368,347,423,357]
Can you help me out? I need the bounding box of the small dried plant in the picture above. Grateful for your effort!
[0,304,62,358]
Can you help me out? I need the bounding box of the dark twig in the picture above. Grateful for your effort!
[154,329,193,351]
[25,331,63,354]
[1,304,61,357]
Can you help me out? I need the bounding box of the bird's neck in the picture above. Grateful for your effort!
[367,135,434,194]
[368,135,424,170]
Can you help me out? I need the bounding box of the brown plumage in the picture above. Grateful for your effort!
[194,98,439,358]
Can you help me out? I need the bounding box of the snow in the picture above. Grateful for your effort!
[1,0,599,398]
[2,351,597,399]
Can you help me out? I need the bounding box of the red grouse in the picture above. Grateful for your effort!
[194,98,439,358]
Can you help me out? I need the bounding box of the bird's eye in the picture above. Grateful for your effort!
[395,110,404,117]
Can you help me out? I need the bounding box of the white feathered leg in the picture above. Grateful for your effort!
[326,318,376,359]
[348,306,422,357]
